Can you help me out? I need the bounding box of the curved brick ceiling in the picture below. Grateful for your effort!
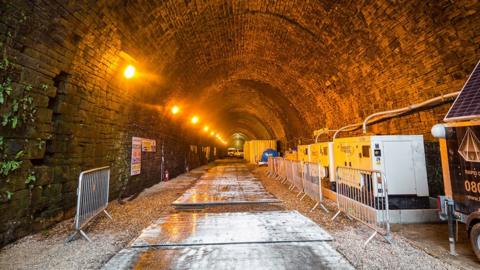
[103,0,480,143]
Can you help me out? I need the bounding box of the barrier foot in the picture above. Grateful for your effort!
[383,233,393,245]
[299,193,307,201]
[309,202,319,212]
[79,229,92,242]
[65,231,78,243]
[364,231,377,247]
[319,203,330,213]
[331,210,341,221]
[104,210,113,220]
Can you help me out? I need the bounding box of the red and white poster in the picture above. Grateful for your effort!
[131,137,142,175]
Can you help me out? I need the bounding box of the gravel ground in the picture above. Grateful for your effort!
[253,166,474,270]
[0,165,210,270]
[0,161,476,270]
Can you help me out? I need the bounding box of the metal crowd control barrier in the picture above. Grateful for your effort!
[266,157,275,177]
[284,159,294,186]
[274,157,286,181]
[66,166,112,242]
[332,166,391,246]
[291,161,304,196]
[301,162,329,212]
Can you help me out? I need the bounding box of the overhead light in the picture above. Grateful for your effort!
[210,131,215,136]
[203,125,209,132]
[171,105,180,114]
[124,65,135,79]
[191,116,199,124]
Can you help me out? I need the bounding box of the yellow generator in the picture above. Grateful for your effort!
[333,135,430,209]
[284,150,298,161]
[309,142,335,199]
[309,142,331,166]
[297,145,309,162]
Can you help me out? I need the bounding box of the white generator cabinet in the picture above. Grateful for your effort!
[334,135,430,209]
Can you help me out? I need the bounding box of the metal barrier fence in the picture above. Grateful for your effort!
[267,157,275,177]
[291,161,303,196]
[284,159,294,186]
[332,166,391,246]
[274,157,286,181]
[301,162,329,212]
[66,166,112,242]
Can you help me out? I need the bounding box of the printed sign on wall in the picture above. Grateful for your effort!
[142,139,156,152]
[131,137,142,175]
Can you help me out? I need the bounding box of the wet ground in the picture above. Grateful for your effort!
[103,160,353,269]
[172,164,280,206]
[2,160,478,269]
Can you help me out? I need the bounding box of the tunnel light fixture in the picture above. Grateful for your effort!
[171,105,180,115]
[124,65,135,79]
[203,125,209,132]
[210,131,215,136]
[191,116,199,124]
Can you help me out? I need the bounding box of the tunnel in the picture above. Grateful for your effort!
[1,0,480,265]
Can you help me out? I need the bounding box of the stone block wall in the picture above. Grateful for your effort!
[0,0,217,246]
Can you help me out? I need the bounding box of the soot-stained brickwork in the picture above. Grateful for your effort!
[0,0,216,246]
[0,0,479,246]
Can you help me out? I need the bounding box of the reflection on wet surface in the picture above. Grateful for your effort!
[102,161,352,270]
[104,242,354,270]
[131,211,332,247]
[173,163,280,206]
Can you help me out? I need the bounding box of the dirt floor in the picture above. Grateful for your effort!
[0,161,479,269]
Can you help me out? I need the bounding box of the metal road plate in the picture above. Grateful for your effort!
[102,242,353,270]
[172,178,281,206]
[131,211,332,247]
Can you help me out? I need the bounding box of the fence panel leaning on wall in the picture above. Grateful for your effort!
[332,166,392,247]
[301,162,329,213]
[66,166,113,243]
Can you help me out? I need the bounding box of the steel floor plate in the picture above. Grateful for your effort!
[102,242,353,270]
[172,165,280,206]
[131,211,332,247]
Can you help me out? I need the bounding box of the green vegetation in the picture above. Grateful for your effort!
[0,11,45,200]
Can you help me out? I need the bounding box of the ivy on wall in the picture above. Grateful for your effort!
[0,8,45,201]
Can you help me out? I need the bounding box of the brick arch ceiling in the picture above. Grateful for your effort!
[103,0,480,141]
[103,0,337,142]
